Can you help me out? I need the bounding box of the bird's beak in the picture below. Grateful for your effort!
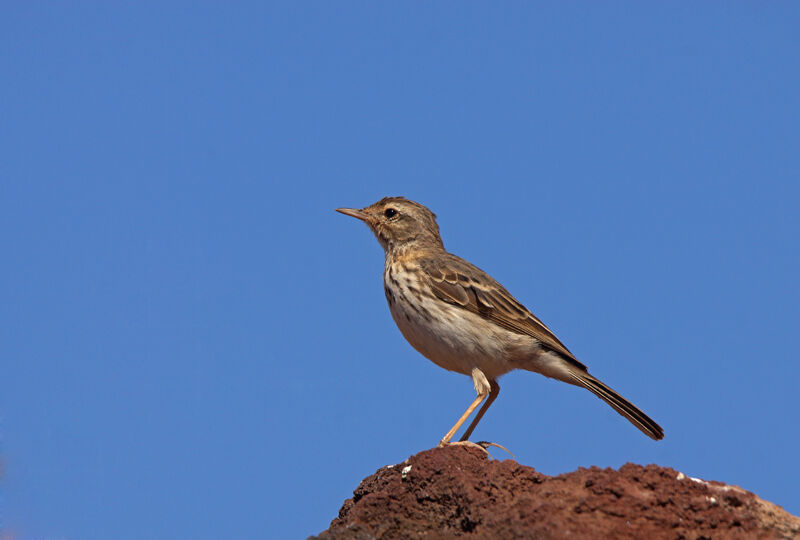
[335,207,371,222]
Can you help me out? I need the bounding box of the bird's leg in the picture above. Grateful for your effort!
[438,368,494,454]
[459,379,500,442]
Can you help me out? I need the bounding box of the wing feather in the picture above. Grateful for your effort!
[421,253,586,371]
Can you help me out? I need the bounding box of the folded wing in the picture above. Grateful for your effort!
[420,254,587,372]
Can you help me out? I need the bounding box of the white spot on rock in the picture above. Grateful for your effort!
[676,471,706,485]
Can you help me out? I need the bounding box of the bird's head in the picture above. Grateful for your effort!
[336,197,443,252]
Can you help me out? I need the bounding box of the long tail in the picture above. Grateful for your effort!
[568,370,664,440]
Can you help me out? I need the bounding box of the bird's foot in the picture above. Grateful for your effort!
[438,440,490,455]
[437,440,514,459]
[473,440,514,458]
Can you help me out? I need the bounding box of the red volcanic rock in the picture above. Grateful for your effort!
[314,446,799,539]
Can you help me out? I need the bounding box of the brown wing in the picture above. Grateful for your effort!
[420,253,587,372]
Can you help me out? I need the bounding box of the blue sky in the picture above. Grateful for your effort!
[2,3,799,539]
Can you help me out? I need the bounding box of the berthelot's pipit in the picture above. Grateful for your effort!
[337,197,664,450]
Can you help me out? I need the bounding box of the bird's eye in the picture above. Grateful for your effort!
[384,208,398,218]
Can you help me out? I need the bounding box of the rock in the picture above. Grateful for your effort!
[313,446,800,539]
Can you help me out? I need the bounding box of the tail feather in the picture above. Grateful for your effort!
[569,371,664,441]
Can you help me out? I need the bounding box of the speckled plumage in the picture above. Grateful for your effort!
[337,197,663,444]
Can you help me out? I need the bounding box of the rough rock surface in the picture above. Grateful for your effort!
[314,446,799,539]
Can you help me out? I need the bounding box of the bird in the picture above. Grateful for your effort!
[336,197,664,451]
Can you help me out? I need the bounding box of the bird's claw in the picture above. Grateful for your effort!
[474,440,514,458]
[437,439,514,459]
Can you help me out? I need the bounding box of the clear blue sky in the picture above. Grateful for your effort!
[2,3,798,539]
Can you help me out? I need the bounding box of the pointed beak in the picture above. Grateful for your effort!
[335,207,371,222]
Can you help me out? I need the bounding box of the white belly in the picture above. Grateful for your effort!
[385,272,528,379]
